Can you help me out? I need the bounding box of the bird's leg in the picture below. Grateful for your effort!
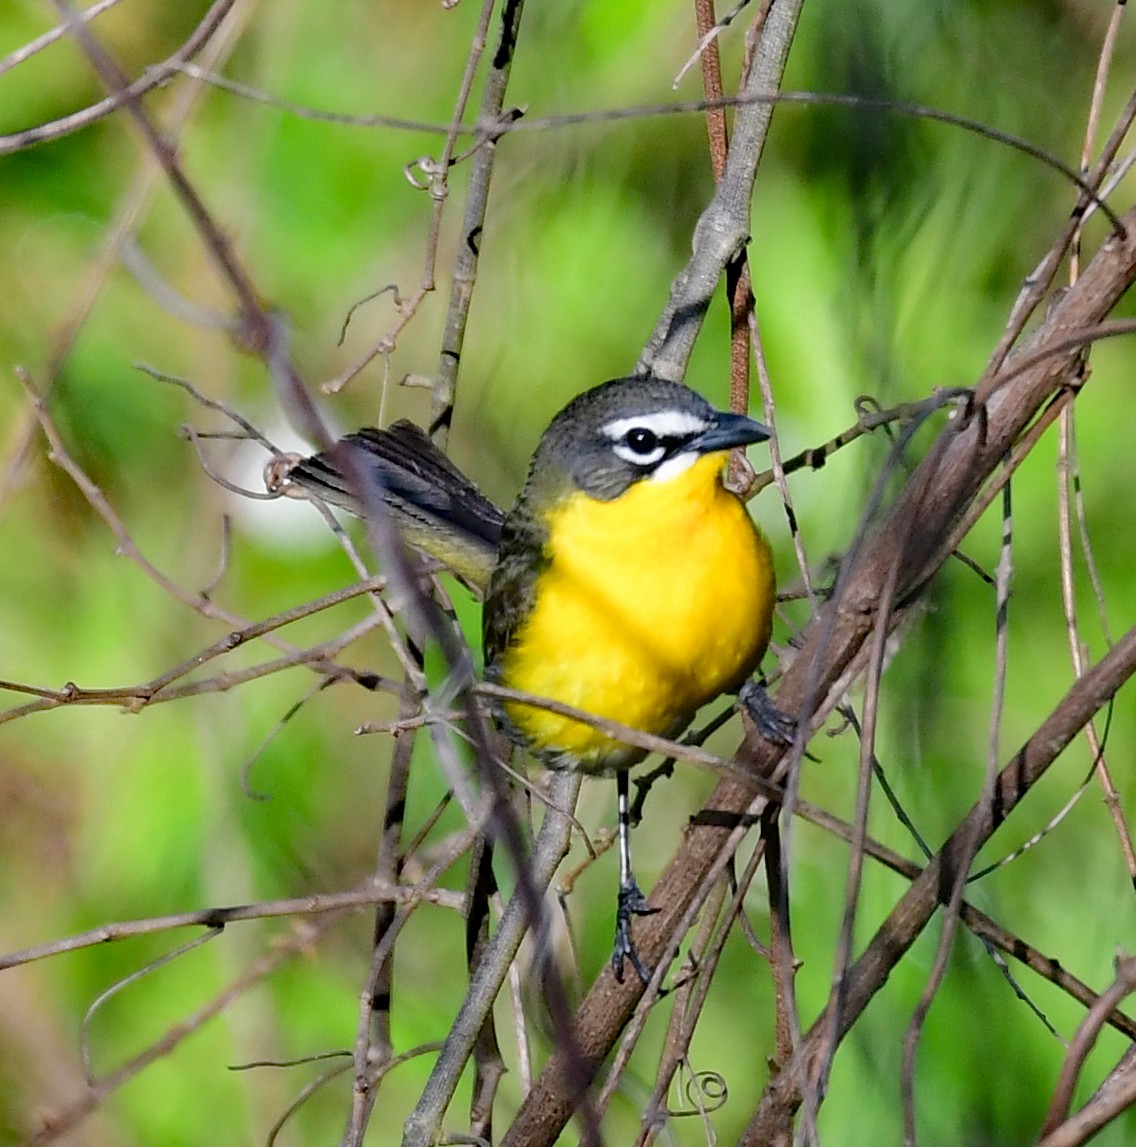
[612,769,658,983]
[739,678,797,745]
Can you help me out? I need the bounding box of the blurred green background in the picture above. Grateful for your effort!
[1,0,1135,1144]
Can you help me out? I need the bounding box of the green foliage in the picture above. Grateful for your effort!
[1,1,1135,1144]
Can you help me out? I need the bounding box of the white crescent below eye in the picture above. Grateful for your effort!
[612,442,666,466]
[648,451,699,482]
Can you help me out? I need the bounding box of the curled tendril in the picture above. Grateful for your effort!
[403,155,445,190]
[669,1068,728,1117]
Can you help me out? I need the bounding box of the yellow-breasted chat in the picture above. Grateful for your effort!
[277,376,785,980]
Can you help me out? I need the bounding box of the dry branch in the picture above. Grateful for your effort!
[501,200,1136,1147]
[746,623,1136,1143]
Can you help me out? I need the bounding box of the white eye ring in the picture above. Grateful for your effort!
[612,441,666,466]
[601,409,708,470]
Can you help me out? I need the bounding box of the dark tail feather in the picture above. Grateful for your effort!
[284,420,505,593]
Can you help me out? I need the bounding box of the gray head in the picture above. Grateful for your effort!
[524,377,773,502]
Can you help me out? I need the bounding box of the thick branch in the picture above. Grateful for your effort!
[636,0,803,380]
[502,200,1136,1147]
[744,624,1136,1144]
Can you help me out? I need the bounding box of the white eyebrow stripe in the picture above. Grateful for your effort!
[600,410,709,440]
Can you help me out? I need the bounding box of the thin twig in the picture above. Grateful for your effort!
[1039,955,1136,1137]
[19,914,345,1147]
[402,773,583,1147]
[743,625,1136,1144]
[637,0,805,380]
[152,67,1128,235]
[0,0,239,156]
[510,192,1136,1147]
[1057,9,1136,889]
[324,0,499,395]
[1038,1047,1136,1147]
[427,0,526,443]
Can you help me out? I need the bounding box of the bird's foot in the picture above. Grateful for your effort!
[611,879,658,984]
[739,679,797,745]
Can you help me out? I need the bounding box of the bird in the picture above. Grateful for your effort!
[276,376,785,981]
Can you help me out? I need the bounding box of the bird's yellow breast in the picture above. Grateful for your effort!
[497,453,775,771]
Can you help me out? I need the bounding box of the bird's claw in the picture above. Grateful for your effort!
[611,880,658,984]
[739,679,797,745]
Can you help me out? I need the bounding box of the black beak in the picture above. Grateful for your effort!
[692,411,774,454]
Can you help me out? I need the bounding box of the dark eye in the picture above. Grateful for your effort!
[625,427,658,455]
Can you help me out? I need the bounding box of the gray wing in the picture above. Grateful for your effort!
[290,420,505,552]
